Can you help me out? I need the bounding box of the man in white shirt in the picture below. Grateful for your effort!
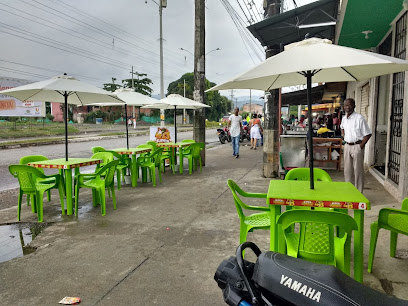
[341,98,372,193]
[228,107,243,158]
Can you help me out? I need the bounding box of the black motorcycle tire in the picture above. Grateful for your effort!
[219,136,226,144]
[246,134,251,141]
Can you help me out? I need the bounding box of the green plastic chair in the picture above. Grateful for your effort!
[74,160,119,216]
[92,152,114,173]
[105,151,131,191]
[368,198,408,273]
[277,210,358,275]
[91,146,106,154]
[136,148,163,187]
[285,168,332,182]
[181,139,195,143]
[9,165,64,222]
[146,141,158,149]
[19,155,63,207]
[227,180,270,246]
[178,143,205,174]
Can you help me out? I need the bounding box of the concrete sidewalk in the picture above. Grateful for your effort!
[0,144,407,305]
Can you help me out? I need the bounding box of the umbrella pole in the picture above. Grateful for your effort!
[64,92,68,161]
[174,106,178,166]
[174,106,177,143]
[125,104,129,150]
[306,71,314,189]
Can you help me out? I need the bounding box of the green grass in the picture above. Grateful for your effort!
[0,137,64,146]
[0,126,79,139]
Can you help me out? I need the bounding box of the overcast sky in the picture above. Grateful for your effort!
[0,0,316,99]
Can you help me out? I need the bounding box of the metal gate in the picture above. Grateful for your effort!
[388,12,407,184]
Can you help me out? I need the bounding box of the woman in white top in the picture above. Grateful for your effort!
[250,113,263,150]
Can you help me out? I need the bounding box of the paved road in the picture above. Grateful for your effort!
[1,129,220,192]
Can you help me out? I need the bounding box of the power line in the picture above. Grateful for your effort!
[49,0,185,61]
[16,0,186,67]
[0,6,185,73]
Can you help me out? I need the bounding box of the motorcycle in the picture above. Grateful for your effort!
[240,125,251,142]
[214,242,408,306]
[217,127,232,144]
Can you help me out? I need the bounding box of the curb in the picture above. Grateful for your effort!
[0,127,196,149]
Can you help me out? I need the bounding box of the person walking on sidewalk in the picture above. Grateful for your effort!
[341,98,372,193]
[250,113,263,150]
[228,107,243,158]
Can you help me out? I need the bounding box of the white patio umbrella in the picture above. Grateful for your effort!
[0,74,124,160]
[92,88,161,149]
[208,38,408,189]
[142,94,210,143]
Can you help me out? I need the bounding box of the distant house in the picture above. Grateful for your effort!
[242,103,263,114]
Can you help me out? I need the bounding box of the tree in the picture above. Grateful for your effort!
[166,73,231,121]
[122,72,153,96]
[103,77,122,92]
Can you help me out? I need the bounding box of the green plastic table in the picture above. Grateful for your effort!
[27,158,102,216]
[156,142,192,174]
[267,180,370,283]
[112,148,152,187]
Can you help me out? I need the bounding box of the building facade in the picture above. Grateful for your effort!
[336,0,408,201]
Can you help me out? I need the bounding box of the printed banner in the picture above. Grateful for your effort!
[0,77,45,117]
[150,126,175,143]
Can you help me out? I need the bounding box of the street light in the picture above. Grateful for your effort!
[180,47,221,56]
[206,48,221,55]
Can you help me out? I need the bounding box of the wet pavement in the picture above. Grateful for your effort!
[0,143,407,305]
[0,222,48,263]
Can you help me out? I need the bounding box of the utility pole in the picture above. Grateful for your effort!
[249,89,252,114]
[263,0,281,178]
[183,79,186,124]
[193,0,206,164]
[159,0,165,127]
[131,66,135,119]
[230,89,234,112]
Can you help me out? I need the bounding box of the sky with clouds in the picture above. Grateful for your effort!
[0,0,316,99]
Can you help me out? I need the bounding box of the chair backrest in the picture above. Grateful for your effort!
[151,147,164,166]
[227,179,267,220]
[277,210,357,264]
[285,168,332,182]
[9,165,47,192]
[91,146,106,154]
[181,139,195,143]
[402,198,408,211]
[19,155,48,174]
[91,152,114,171]
[137,144,153,150]
[191,142,205,157]
[96,160,120,187]
[146,141,158,149]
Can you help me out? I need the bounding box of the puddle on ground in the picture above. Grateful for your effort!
[0,222,48,264]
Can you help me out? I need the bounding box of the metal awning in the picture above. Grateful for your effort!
[336,0,403,49]
[248,0,339,47]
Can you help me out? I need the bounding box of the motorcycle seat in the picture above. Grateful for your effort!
[252,252,408,306]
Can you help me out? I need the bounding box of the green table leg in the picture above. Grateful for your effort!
[131,154,137,187]
[65,169,73,215]
[354,210,364,283]
[179,147,183,174]
[269,205,281,252]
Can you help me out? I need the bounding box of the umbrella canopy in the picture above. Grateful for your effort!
[143,94,211,110]
[208,38,408,189]
[0,74,124,160]
[142,94,210,143]
[91,88,161,149]
[209,38,408,91]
